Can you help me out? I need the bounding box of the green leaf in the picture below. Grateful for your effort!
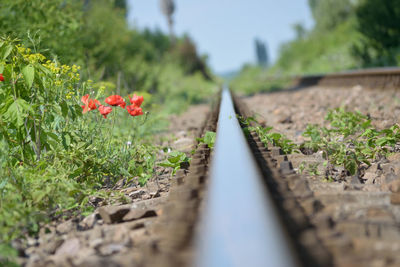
[3,98,34,127]
[344,159,357,175]
[60,101,69,118]
[1,44,13,60]
[376,137,388,146]
[203,131,216,148]
[22,65,35,88]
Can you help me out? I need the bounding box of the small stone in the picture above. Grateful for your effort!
[388,179,400,193]
[149,190,161,198]
[384,173,398,184]
[388,153,400,162]
[113,178,126,189]
[89,196,104,206]
[363,172,376,184]
[122,209,157,222]
[98,205,131,224]
[350,175,361,184]
[128,189,147,199]
[26,237,39,247]
[79,213,100,230]
[390,193,400,205]
[280,161,294,174]
[55,238,80,256]
[121,187,139,194]
[98,243,125,256]
[89,238,103,249]
[56,219,75,234]
[43,238,64,254]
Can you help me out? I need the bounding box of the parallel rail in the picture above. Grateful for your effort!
[292,67,400,89]
[194,88,297,267]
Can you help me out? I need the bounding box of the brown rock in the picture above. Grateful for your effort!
[384,173,398,184]
[363,172,377,184]
[388,179,400,193]
[122,209,157,222]
[55,238,80,256]
[97,243,126,256]
[79,213,99,230]
[98,205,131,224]
[56,219,75,234]
[388,153,400,162]
[390,193,400,204]
[43,238,64,254]
[128,189,147,199]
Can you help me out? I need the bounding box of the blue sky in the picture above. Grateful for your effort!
[127,0,314,73]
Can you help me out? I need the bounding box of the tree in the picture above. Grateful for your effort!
[292,22,307,40]
[308,0,354,31]
[352,0,400,66]
[357,0,400,53]
[159,0,175,43]
[254,39,269,67]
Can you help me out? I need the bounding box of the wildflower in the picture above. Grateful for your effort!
[129,94,144,107]
[99,105,112,118]
[0,74,4,82]
[81,94,100,113]
[105,95,126,108]
[126,105,143,117]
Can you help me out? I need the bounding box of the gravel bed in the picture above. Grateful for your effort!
[243,85,400,267]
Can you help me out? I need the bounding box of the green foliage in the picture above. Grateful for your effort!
[252,126,298,154]
[353,0,400,66]
[159,151,190,175]
[241,108,400,177]
[308,0,354,32]
[197,131,216,149]
[230,65,292,95]
[0,40,157,250]
[239,116,298,154]
[302,108,400,175]
[231,18,360,93]
[274,19,359,75]
[0,0,84,63]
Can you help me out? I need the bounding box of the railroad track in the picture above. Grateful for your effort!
[293,67,400,89]
[22,68,400,266]
[146,87,333,267]
[144,68,400,267]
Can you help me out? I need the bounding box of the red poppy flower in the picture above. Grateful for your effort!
[126,105,143,117]
[0,74,4,82]
[98,105,112,118]
[105,95,126,109]
[81,94,100,114]
[129,94,144,107]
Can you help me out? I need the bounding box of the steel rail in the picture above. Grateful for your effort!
[194,87,297,267]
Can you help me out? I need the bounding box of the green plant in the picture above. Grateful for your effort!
[238,115,298,154]
[197,131,216,149]
[302,107,400,175]
[159,151,191,176]
[307,162,320,176]
[0,39,158,257]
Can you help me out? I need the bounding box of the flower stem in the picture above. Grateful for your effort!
[108,108,117,152]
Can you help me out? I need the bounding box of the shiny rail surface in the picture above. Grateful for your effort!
[194,88,297,267]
